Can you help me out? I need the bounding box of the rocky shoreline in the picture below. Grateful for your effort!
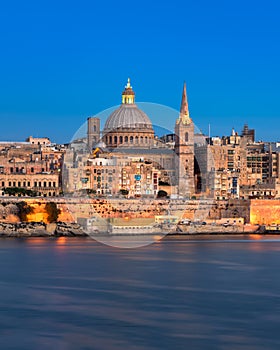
[0,222,88,237]
[0,221,276,238]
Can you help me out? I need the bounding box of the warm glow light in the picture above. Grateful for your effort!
[153,235,163,242]
[55,236,67,248]
[249,234,263,240]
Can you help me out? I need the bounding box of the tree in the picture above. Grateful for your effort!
[16,201,33,222]
[45,202,61,223]
[119,189,129,196]
[3,187,37,197]
[157,190,168,198]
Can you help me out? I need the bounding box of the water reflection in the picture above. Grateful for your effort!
[1,237,280,349]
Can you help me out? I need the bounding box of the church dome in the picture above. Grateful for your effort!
[104,104,153,132]
[103,78,153,132]
[102,79,155,149]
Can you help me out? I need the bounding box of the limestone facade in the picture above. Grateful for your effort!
[0,140,64,197]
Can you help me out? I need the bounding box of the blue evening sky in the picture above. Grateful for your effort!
[0,0,279,143]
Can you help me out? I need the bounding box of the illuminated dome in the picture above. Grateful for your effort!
[103,79,154,148]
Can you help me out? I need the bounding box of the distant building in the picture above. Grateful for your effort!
[64,79,198,198]
[0,139,64,197]
[57,79,280,201]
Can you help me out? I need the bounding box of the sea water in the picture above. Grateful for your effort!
[1,236,280,350]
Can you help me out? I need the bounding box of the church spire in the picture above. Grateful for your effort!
[177,82,192,124]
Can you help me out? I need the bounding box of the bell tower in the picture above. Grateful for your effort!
[174,82,195,197]
[87,117,100,151]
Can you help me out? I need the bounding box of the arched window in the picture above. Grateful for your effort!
[125,136,128,143]
[93,125,97,132]
[185,132,189,142]
[135,136,139,144]
[145,136,148,143]
[140,136,143,143]
[109,136,112,144]
[119,136,123,144]
[130,136,133,143]
[185,159,189,173]
[114,136,118,144]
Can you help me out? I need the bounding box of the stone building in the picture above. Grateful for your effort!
[0,139,64,197]
[205,127,280,199]
[63,79,201,198]
[65,79,280,201]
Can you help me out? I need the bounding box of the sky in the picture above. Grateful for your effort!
[0,0,279,143]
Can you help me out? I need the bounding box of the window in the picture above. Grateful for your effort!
[185,132,188,142]
[125,136,128,143]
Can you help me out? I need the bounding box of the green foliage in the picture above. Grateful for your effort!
[157,190,168,198]
[3,187,37,197]
[159,181,170,186]
[16,201,33,222]
[119,189,129,196]
[45,202,61,223]
[86,189,96,194]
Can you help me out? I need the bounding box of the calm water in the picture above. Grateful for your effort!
[1,236,280,350]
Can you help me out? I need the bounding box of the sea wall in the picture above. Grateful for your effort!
[0,197,277,225]
[250,199,280,225]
